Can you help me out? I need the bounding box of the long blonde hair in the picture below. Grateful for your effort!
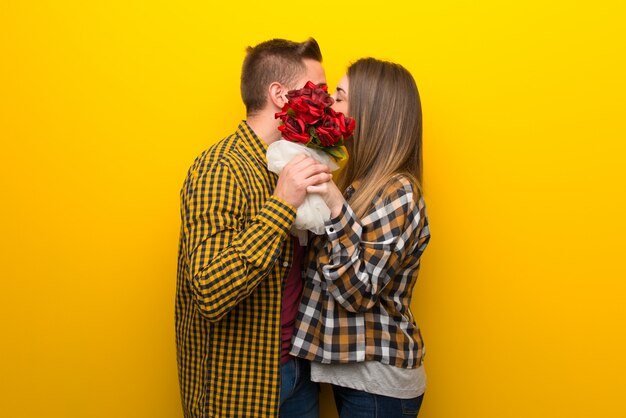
[337,58,423,218]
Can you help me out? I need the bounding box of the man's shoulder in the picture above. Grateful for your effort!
[194,131,245,170]
[179,131,247,194]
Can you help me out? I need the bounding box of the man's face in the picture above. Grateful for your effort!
[293,58,326,90]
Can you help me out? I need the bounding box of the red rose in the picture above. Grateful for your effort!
[274,105,290,121]
[277,116,310,144]
[326,108,354,137]
[287,81,334,109]
[337,112,356,137]
[316,115,342,147]
[310,85,334,108]
[290,96,325,125]
[287,81,319,100]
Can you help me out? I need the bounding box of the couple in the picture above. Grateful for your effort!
[175,37,430,418]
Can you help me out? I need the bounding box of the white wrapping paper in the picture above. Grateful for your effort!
[267,140,339,244]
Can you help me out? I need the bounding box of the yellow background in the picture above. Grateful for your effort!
[1,1,625,417]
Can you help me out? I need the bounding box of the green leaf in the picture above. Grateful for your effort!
[326,145,347,161]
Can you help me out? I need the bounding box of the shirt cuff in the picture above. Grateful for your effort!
[324,203,360,241]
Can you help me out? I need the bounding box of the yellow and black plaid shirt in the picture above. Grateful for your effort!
[290,175,430,368]
[176,122,297,417]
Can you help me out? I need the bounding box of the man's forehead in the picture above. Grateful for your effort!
[303,59,326,85]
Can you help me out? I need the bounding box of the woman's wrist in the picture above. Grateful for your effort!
[329,202,343,218]
[328,193,345,218]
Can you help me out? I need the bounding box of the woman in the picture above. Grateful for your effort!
[290,58,431,418]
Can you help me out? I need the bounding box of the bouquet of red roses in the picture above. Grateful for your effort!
[267,81,355,241]
[274,81,355,161]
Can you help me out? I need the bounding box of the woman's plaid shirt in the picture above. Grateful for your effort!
[176,122,296,418]
[290,175,430,368]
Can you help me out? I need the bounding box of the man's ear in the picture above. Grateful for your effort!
[268,82,288,109]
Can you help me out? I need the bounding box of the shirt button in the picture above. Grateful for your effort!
[328,227,335,233]
[283,261,289,267]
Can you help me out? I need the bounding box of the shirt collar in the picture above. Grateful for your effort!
[238,121,268,167]
[345,180,361,199]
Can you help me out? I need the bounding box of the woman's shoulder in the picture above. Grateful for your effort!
[377,174,422,203]
[360,174,425,226]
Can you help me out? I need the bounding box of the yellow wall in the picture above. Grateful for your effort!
[1,1,625,417]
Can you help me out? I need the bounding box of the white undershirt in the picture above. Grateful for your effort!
[310,361,426,399]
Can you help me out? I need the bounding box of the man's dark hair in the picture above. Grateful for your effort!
[241,38,322,114]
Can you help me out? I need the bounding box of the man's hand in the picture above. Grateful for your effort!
[273,155,331,208]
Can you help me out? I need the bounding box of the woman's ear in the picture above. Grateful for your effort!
[268,82,288,109]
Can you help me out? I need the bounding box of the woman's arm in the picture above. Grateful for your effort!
[311,177,424,313]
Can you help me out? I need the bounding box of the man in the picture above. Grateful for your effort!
[176,38,328,418]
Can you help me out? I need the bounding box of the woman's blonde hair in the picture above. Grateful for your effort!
[337,58,423,218]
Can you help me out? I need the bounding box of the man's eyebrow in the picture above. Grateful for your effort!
[317,82,328,88]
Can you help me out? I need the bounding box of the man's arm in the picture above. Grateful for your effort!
[182,156,330,322]
[181,161,294,322]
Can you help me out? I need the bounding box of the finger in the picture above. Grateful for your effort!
[304,173,332,187]
[298,163,331,179]
[292,155,330,170]
[306,185,325,194]
[288,154,313,165]
[297,166,329,183]
[286,154,308,166]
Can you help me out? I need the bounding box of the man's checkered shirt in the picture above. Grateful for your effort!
[176,122,296,418]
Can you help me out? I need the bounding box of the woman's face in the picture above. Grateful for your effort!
[331,75,350,117]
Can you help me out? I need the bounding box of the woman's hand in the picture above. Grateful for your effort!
[307,177,346,218]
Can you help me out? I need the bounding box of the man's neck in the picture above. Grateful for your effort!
[246,110,282,146]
